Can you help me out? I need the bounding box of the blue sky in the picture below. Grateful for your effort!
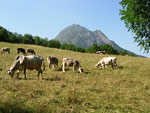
[0,0,149,57]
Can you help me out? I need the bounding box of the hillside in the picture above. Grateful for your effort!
[55,24,125,51]
[0,42,150,113]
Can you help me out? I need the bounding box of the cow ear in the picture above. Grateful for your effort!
[16,55,20,60]
[20,55,26,64]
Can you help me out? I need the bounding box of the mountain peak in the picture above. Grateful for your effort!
[55,24,124,51]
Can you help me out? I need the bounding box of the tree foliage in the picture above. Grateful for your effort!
[48,40,61,48]
[23,34,34,44]
[120,0,150,52]
[0,25,133,55]
[87,44,119,55]
[0,26,9,41]
[60,43,76,51]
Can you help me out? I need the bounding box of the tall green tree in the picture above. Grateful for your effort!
[60,43,76,51]
[34,36,41,45]
[0,26,9,41]
[48,40,61,48]
[120,0,150,52]
[8,33,17,43]
[41,38,48,47]
[23,34,34,44]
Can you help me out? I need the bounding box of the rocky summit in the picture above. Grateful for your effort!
[55,24,124,51]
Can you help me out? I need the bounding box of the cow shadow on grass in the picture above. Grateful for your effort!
[83,71,91,74]
[44,77,62,81]
[15,77,39,80]
[117,66,124,69]
[16,77,62,81]
[0,101,33,113]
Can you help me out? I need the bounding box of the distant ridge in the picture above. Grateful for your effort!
[55,24,131,52]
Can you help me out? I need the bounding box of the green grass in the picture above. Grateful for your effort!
[0,42,150,113]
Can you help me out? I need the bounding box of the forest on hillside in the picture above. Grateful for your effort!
[0,26,135,56]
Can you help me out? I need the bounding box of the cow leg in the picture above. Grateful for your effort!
[17,71,20,79]
[101,64,105,69]
[73,66,75,72]
[48,64,51,69]
[62,63,65,72]
[40,70,43,80]
[111,64,114,69]
[24,69,27,80]
[38,69,43,80]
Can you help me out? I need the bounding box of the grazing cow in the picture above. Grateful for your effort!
[8,55,45,80]
[96,51,106,54]
[1,47,10,54]
[26,48,36,55]
[17,48,26,54]
[95,57,117,69]
[47,56,58,68]
[62,58,83,73]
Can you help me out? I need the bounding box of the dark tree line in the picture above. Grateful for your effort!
[0,26,61,48]
[0,25,134,56]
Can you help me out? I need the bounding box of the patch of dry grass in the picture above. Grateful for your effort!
[0,42,150,113]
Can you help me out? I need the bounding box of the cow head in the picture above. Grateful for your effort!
[8,69,15,78]
[8,55,26,78]
[79,66,83,73]
[74,60,80,68]
[95,63,100,68]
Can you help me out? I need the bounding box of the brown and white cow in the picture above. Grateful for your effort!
[62,58,83,73]
[1,47,10,54]
[8,55,45,80]
[47,56,58,69]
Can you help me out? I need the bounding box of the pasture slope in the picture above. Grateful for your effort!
[0,42,150,113]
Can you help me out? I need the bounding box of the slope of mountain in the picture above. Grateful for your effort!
[55,24,125,51]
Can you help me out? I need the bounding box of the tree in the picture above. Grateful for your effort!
[0,26,9,41]
[60,43,76,51]
[8,33,17,43]
[76,47,86,53]
[120,0,150,52]
[87,44,100,53]
[48,40,61,48]
[119,50,128,55]
[23,34,34,44]
[40,38,48,47]
[34,36,42,45]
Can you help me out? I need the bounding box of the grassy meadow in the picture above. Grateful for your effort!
[0,42,150,113]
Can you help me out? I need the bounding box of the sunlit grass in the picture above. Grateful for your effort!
[0,42,150,113]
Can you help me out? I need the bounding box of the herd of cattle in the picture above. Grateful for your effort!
[1,47,118,79]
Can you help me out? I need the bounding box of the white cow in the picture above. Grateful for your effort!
[95,57,117,69]
[62,58,83,73]
[8,55,45,79]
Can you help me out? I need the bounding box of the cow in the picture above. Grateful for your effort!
[17,48,26,54]
[8,55,45,80]
[1,47,10,54]
[26,48,36,55]
[95,57,117,69]
[96,51,106,54]
[47,56,58,69]
[62,58,83,73]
